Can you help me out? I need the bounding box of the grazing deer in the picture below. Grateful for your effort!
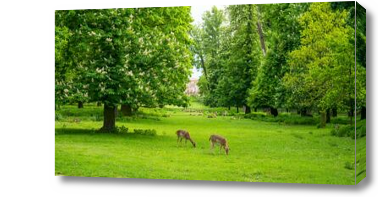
[176,130,196,148]
[209,134,229,155]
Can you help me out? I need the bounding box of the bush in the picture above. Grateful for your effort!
[356,119,366,138]
[330,124,352,137]
[97,126,129,134]
[207,114,216,118]
[117,125,129,134]
[134,128,157,136]
[331,117,350,125]
[283,116,318,125]
[54,113,63,121]
[357,125,366,138]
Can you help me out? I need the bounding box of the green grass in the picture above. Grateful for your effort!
[356,136,366,183]
[55,103,360,184]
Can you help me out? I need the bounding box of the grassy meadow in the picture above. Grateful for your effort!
[55,102,365,184]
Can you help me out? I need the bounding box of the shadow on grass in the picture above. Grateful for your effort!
[55,128,97,135]
[55,128,174,141]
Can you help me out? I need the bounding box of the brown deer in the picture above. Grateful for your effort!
[176,130,196,148]
[209,134,229,155]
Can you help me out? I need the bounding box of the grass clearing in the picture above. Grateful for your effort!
[55,103,358,184]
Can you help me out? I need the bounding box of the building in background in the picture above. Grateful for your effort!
[185,79,199,96]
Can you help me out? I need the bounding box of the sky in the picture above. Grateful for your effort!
[189,5,225,80]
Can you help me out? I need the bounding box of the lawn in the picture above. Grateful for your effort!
[55,103,358,184]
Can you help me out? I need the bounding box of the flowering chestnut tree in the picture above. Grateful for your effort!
[55,7,193,132]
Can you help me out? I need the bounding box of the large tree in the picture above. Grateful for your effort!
[247,3,308,116]
[283,2,355,127]
[199,6,226,107]
[55,7,193,132]
[225,4,261,113]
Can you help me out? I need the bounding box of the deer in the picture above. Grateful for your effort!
[176,130,196,148]
[209,134,229,155]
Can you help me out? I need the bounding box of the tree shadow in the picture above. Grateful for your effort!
[55,128,96,135]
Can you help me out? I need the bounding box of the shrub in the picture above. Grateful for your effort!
[134,129,157,136]
[356,119,366,138]
[117,125,129,134]
[282,116,318,125]
[330,124,351,137]
[144,129,157,136]
[55,112,63,121]
[357,125,366,138]
[331,117,350,125]
[94,125,129,134]
[207,114,216,118]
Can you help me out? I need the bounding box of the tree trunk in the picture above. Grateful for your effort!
[332,107,337,117]
[78,101,83,108]
[348,109,353,117]
[270,107,278,117]
[256,5,266,56]
[254,108,257,112]
[320,111,326,128]
[326,108,331,123]
[236,106,239,113]
[361,106,366,120]
[101,104,117,132]
[245,106,251,114]
[199,55,210,91]
[228,106,231,111]
[121,104,132,116]
[286,108,289,113]
[97,102,102,107]
[300,108,307,117]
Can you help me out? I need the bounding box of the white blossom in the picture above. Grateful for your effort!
[127,70,134,76]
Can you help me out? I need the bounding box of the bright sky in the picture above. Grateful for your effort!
[189,5,225,80]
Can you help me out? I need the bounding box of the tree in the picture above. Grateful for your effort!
[55,26,71,108]
[226,4,261,113]
[247,3,308,116]
[331,2,366,120]
[283,2,355,127]
[55,7,193,132]
[199,6,226,107]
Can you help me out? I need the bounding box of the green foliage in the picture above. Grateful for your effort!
[134,128,157,136]
[56,7,194,131]
[284,2,355,115]
[248,3,308,110]
[55,111,64,121]
[330,125,353,138]
[244,113,319,126]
